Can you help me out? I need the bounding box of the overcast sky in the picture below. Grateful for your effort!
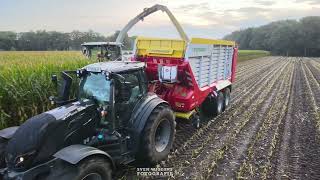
[0,0,319,39]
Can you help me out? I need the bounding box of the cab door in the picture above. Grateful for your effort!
[114,70,145,127]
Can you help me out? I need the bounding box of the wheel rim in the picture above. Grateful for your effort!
[81,173,102,180]
[155,119,171,152]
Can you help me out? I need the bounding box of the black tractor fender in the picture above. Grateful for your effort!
[53,144,115,170]
[128,93,170,152]
[0,127,18,168]
[0,126,19,140]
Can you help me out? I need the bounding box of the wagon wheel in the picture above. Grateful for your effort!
[191,111,201,129]
[223,88,231,111]
[201,91,224,117]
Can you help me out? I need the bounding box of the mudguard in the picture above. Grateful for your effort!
[0,126,19,139]
[128,93,169,152]
[0,127,17,168]
[53,144,115,169]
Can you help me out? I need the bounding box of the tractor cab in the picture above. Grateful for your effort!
[51,61,147,130]
[81,42,122,61]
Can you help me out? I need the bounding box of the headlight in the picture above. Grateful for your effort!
[14,151,36,169]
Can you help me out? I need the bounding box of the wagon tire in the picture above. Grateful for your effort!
[46,157,112,180]
[137,104,176,165]
[191,112,201,129]
[223,88,231,111]
[201,91,224,117]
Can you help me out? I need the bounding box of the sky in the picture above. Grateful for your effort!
[0,0,319,39]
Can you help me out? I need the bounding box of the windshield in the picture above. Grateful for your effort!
[79,73,110,105]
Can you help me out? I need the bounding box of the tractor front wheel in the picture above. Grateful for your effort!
[47,157,112,180]
[138,104,176,165]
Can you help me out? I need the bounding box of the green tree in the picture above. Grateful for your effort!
[224,16,320,56]
[0,31,17,51]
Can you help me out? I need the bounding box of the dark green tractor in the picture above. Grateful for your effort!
[0,60,176,180]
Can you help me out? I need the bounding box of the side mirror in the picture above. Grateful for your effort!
[82,47,92,58]
[58,72,73,102]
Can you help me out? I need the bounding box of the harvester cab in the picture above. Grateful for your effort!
[81,42,122,61]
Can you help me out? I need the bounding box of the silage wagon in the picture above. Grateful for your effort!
[133,36,237,127]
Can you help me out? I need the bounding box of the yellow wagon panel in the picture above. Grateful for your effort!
[135,37,186,58]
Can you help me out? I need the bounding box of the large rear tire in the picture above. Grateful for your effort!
[138,104,176,165]
[47,157,112,180]
[201,91,224,117]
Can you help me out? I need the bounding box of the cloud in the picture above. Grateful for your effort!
[295,0,320,5]
[254,0,276,6]
[175,2,211,12]
[231,7,270,13]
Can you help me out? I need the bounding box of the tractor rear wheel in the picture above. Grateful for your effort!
[47,157,112,180]
[223,88,231,111]
[201,91,224,117]
[138,104,176,165]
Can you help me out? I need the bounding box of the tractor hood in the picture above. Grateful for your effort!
[5,100,98,171]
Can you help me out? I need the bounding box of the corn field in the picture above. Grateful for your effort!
[0,51,91,129]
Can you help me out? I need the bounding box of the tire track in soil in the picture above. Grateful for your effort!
[236,58,294,179]
[209,59,294,179]
[307,58,320,84]
[301,60,320,126]
[304,59,320,105]
[163,59,289,179]
[271,58,320,179]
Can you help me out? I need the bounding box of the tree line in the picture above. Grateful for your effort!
[224,16,320,57]
[0,30,133,51]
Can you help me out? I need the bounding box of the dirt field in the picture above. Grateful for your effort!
[119,56,320,179]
